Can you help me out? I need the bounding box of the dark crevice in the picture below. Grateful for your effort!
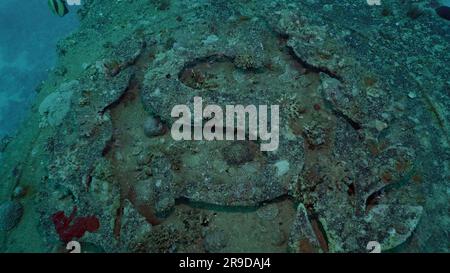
[101,137,115,157]
[274,30,343,82]
[285,44,343,82]
[347,182,356,196]
[334,110,363,131]
[175,194,292,213]
[99,39,151,115]
[99,75,137,116]
[307,215,330,253]
[436,6,450,21]
[84,167,94,192]
[276,31,363,132]
[364,174,411,213]
[113,203,124,239]
[100,43,157,231]
[365,189,383,213]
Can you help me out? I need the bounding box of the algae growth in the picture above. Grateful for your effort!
[0,0,449,253]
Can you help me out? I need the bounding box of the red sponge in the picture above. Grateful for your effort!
[52,207,100,242]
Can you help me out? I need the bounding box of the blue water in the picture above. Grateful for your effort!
[0,0,79,138]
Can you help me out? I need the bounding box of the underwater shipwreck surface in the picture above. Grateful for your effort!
[0,0,449,253]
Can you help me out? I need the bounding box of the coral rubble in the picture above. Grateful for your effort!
[0,0,448,253]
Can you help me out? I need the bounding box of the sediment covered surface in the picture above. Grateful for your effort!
[0,0,448,253]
